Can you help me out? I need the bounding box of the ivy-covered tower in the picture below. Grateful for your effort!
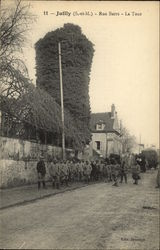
[35,23,94,145]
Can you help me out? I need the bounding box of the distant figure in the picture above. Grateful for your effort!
[90,161,97,181]
[131,160,141,185]
[37,156,46,189]
[120,157,128,184]
[112,160,120,187]
[78,161,84,182]
[48,159,57,188]
[54,161,61,189]
[60,161,69,187]
[106,160,112,182]
[137,155,146,172]
[83,161,92,184]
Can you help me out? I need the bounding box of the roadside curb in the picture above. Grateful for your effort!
[0,183,90,210]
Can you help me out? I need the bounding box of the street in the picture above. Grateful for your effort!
[0,171,159,249]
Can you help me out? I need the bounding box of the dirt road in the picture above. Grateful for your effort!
[0,171,159,249]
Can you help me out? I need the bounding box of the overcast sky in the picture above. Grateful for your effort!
[4,1,159,148]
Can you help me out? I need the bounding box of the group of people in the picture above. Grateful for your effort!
[36,154,142,190]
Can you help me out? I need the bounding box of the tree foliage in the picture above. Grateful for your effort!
[35,23,94,145]
[141,149,158,168]
[0,84,86,149]
[0,8,93,150]
[121,127,137,153]
[0,0,35,98]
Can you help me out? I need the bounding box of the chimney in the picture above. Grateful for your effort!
[111,104,115,118]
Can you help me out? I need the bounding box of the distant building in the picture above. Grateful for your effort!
[90,104,122,158]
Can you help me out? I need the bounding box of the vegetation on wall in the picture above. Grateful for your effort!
[0,4,94,151]
[1,84,86,149]
[35,23,94,145]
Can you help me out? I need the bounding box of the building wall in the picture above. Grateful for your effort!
[107,140,114,156]
[91,133,107,157]
[107,133,122,156]
[91,132,122,158]
[0,136,73,188]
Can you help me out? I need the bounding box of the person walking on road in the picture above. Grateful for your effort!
[37,156,46,189]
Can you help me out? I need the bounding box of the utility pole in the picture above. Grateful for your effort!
[58,42,65,160]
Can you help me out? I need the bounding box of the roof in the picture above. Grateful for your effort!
[90,112,116,133]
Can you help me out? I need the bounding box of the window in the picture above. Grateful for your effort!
[97,124,102,130]
[96,141,101,150]
[96,122,105,130]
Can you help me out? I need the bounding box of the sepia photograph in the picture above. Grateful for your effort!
[0,0,159,249]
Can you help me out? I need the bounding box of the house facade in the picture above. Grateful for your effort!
[90,104,122,158]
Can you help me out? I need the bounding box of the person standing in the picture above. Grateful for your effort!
[96,160,101,181]
[48,159,57,188]
[69,160,74,182]
[90,160,97,181]
[131,160,141,185]
[103,161,108,182]
[78,160,84,182]
[112,160,120,187]
[106,160,112,182]
[55,160,61,189]
[120,158,128,184]
[61,161,69,187]
[99,160,104,181]
[37,156,46,189]
[83,161,92,184]
[76,161,80,182]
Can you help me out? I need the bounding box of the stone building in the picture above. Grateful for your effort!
[90,104,122,158]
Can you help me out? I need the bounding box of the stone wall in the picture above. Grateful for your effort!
[0,136,73,188]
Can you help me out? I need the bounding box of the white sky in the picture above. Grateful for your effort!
[3,1,159,148]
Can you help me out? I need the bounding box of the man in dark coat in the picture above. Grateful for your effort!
[37,156,46,189]
[120,159,128,184]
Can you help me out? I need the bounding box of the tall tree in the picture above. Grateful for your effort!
[35,23,94,145]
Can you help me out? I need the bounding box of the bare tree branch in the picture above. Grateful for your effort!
[0,0,36,98]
